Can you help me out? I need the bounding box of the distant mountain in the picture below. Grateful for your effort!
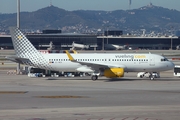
[1,4,180,34]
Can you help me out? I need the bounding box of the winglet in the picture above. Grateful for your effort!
[65,50,76,62]
[72,50,78,54]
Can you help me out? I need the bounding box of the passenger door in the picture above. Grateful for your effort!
[149,56,155,66]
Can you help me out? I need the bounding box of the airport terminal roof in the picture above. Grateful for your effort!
[26,33,96,37]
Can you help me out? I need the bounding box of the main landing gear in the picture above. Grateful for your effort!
[91,75,98,81]
[149,74,155,80]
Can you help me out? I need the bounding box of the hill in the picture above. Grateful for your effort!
[0,4,180,34]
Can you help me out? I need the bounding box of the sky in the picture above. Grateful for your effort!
[0,0,180,13]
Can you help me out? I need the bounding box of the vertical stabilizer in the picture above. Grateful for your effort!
[9,27,52,70]
[10,27,38,57]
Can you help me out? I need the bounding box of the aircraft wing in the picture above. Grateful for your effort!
[6,55,29,64]
[65,50,126,70]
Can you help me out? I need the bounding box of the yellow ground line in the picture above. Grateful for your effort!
[0,91,28,94]
[35,95,87,98]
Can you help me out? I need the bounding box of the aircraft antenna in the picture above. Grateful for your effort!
[50,0,52,6]
[129,0,132,10]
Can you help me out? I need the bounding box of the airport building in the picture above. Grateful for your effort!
[0,33,97,50]
[97,36,180,50]
[0,30,180,50]
[25,33,97,50]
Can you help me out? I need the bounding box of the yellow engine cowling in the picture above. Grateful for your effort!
[104,68,124,78]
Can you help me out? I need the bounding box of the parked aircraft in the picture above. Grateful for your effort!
[39,41,55,50]
[7,27,174,80]
[104,44,127,50]
[72,42,89,50]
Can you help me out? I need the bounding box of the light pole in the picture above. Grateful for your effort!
[170,26,174,50]
[17,0,20,28]
[17,0,20,74]
[102,29,104,50]
[171,36,173,50]
[107,26,109,44]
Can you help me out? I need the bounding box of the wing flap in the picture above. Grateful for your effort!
[75,61,125,69]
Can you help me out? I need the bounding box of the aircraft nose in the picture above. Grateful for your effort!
[169,61,175,69]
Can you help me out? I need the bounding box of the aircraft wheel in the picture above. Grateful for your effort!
[91,75,98,81]
[150,75,155,80]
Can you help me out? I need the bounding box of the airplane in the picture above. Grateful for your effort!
[104,44,127,50]
[7,27,174,80]
[39,41,55,50]
[72,42,89,50]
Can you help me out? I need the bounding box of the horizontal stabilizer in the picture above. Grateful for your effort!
[6,55,29,64]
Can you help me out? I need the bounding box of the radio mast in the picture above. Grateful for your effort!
[129,0,132,10]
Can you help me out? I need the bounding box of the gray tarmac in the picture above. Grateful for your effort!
[0,70,180,120]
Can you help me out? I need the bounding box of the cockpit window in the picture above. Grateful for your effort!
[161,58,169,61]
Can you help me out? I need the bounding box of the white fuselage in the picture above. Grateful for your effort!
[38,53,174,72]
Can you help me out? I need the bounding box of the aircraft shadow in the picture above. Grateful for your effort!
[45,76,180,82]
[104,78,143,82]
[45,77,143,81]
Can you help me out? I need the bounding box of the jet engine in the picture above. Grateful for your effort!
[104,68,124,78]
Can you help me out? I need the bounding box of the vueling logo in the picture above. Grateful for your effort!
[115,54,146,59]
[18,35,22,40]
[134,55,146,58]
